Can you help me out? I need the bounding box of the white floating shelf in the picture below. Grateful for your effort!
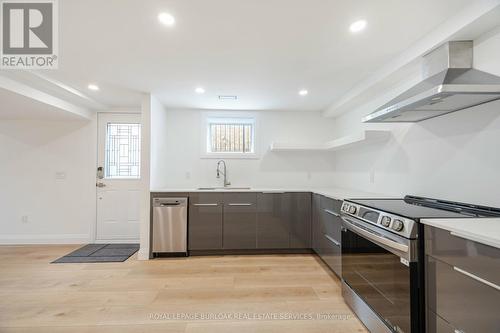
[269,130,391,152]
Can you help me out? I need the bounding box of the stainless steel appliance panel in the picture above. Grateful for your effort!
[152,197,188,253]
[342,281,393,333]
[341,213,420,333]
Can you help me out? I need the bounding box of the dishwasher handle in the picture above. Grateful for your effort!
[153,197,188,207]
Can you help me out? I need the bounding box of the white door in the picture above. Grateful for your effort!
[96,113,141,243]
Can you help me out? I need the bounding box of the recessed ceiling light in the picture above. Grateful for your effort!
[349,20,367,33]
[87,84,99,91]
[195,87,205,94]
[298,89,308,96]
[158,12,175,26]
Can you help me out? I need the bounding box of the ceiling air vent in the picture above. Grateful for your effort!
[218,95,237,100]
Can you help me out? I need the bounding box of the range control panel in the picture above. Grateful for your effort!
[341,201,417,239]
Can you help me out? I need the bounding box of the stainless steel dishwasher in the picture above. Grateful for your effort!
[152,197,188,256]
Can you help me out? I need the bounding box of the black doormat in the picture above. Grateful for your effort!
[52,243,140,263]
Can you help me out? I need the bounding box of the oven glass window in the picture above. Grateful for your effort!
[342,228,411,333]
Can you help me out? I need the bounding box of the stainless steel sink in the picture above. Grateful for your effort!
[197,187,251,191]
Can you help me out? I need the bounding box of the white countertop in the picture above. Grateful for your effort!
[421,218,500,249]
[150,187,392,201]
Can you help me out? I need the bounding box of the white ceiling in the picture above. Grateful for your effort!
[12,0,475,112]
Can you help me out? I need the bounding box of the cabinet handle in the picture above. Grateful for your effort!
[324,209,339,217]
[453,266,500,291]
[193,203,218,206]
[261,191,285,194]
[228,203,253,206]
[324,234,340,247]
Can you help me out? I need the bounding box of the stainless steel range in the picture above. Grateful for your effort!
[339,195,500,333]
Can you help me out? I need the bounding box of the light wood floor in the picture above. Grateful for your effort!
[0,245,368,333]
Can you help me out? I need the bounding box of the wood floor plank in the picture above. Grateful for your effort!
[0,324,187,333]
[185,320,367,333]
[0,245,368,332]
[153,286,319,304]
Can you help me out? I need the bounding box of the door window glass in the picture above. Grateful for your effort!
[105,123,141,179]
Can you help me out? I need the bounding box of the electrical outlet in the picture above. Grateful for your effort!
[21,215,29,223]
[185,172,191,180]
[307,172,312,180]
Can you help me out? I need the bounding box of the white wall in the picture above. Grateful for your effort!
[150,98,169,189]
[150,110,338,190]
[331,27,500,207]
[137,94,156,260]
[0,117,97,243]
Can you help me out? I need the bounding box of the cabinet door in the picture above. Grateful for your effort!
[320,196,342,242]
[312,194,322,253]
[321,233,342,277]
[427,310,455,333]
[257,193,291,249]
[426,255,500,333]
[223,193,257,249]
[289,192,312,248]
[188,193,223,250]
[317,196,342,276]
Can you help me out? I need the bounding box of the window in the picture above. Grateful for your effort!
[105,123,141,179]
[204,116,257,158]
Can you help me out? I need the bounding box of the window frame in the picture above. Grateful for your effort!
[201,112,259,159]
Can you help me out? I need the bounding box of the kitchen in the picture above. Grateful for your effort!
[1,1,500,333]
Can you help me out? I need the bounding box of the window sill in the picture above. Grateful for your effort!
[200,153,260,160]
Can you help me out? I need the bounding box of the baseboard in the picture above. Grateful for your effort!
[0,234,90,245]
[137,248,150,260]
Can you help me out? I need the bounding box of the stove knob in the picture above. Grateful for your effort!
[342,204,348,212]
[392,219,404,232]
[381,216,391,227]
[349,206,357,214]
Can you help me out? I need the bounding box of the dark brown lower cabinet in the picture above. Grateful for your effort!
[425,225,500,333]
[223,192,257,249]
[313,194,343,277]
[188,193,223,250]
[426,310,454,333]
[180,191,315,252]
[256,192,312,249]
[312,194,322,253]
[320,233,341,275]
[256,192,291,248]
[426,255,500,333]
[289,192,312,248]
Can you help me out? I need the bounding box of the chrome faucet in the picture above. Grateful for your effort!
[216,160,231,187]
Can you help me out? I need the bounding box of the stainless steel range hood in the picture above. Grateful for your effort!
[362,41,500,123]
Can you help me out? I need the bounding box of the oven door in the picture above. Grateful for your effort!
[341,215,417,333]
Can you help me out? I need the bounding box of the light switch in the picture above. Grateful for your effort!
[55,172,66,180]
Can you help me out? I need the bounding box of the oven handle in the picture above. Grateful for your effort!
[341,216,409,253]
